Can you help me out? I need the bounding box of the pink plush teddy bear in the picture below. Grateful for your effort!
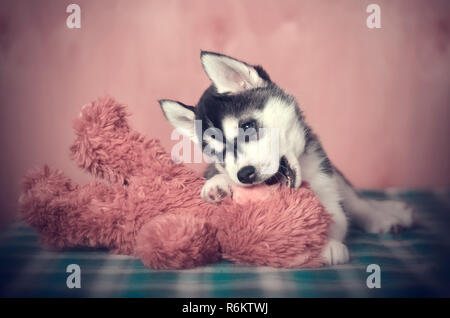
[19,98,331,269]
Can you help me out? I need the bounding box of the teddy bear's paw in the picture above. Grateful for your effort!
[321,239,350,265]
[201,174,233,203]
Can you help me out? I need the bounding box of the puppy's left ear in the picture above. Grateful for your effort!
[201,51,270,94]
[159,100,197,142]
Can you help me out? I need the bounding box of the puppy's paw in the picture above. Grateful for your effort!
[201,174,233,203]
[363,200,414,234]
[321,239,350,265]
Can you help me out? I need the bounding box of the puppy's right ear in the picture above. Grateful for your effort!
[159,100,196,141]
[200,51,269,94]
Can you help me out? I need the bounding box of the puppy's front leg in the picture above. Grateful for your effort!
[201,173,234,203]
[300,157,350,264]
[311,177,349,265]
[312,178,350,265]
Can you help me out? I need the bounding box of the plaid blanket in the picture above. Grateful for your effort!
[1,189,449,298]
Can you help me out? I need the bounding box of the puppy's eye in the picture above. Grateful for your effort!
[240,120,258,142]
[240,120,257,132]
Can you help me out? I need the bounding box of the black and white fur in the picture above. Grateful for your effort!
[160,51,414,265]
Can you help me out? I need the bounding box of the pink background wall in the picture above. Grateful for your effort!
[0,0,449,226]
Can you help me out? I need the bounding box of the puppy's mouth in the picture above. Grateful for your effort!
[264,156,296,188]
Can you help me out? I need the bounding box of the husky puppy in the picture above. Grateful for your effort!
[159,51,414,265]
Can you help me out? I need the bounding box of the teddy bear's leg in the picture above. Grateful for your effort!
[70,97,176,185]
[19,165,81,248]
[19,165,135,253]
[134,213,221,269]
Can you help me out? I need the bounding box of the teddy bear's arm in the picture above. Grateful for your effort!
[70,97,176,185]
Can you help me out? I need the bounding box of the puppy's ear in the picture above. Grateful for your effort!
[200,51,270,94]
[159,100,197,141]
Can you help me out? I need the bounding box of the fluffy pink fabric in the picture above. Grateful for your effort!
[18,97,331,269]
[232,185,275,204]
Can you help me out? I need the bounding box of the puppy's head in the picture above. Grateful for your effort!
[160,51,305,187]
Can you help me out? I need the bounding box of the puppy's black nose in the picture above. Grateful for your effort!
[237,166,256,184]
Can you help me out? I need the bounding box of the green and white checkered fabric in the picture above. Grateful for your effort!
[1,189,449,297]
